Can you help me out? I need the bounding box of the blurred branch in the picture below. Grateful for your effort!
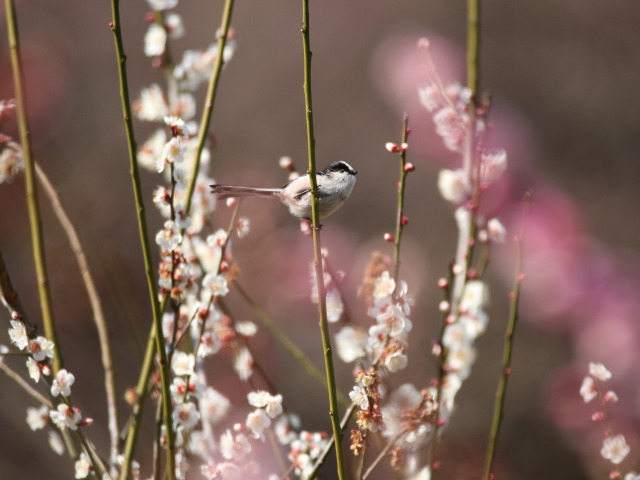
[0,249,36,335]
[108,2,175,478]
[392,114,410,296]
[35,163,120,472]
[0,362,52,408]
[233,280,349,407]
[4,0,62,373]
[482,191,532,480]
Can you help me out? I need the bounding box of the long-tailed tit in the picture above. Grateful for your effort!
[210,161,357,220]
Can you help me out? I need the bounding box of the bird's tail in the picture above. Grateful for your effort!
[210,185,280,200]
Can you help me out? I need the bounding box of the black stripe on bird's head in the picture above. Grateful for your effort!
[321,161,357,176]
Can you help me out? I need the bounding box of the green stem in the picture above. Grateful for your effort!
[467,0,480,101]
[184,0,235,215]
[108,4,175,478]
[481,192,531,480]
[391,114,410,295]
[306,403,357,480]
[300,1,346,478]
[5,0,62,374]
[118,316,159,480]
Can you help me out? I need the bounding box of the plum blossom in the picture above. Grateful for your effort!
[335,326,367,363]
[8,320,28,350]
[28,336,55,361]
[144,23,167,57]
[601,434,630,465]
[246,408,271,437]
[74,453,92,479]
[438,169,470,204]
[51,369,75,397]
[26,406,49,431]
[50,404,82,431]
[580,376,597,403]
[589,362,612,381]
[219,430,251,461]
[171,351,195,376]
[172,402,200,431]
[200,387,231,424]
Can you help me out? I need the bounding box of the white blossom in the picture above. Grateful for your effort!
[74,453,92,479]
[219,430,251,461]
[385,350,408,372]
[28,336,54,361]
[51,369,75,397]
[171,351,195,376]
[50,404,82,431]
[144,23,167,57]
[437,168,470,204]
[172,402,200,431]
[48,431,65,455]
[601,434,630,465]
[349,385,369,410]
[335,326,367,363]
[589,362,612,381]
[580,376,597,403]
[134,84,168,121]
[8,320,28,350]
[200,387,231,424]
[26,406,49,431]
[202,273,229,298]
[246,408,271,437]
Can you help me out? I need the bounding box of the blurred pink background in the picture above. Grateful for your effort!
[1,0,640,478]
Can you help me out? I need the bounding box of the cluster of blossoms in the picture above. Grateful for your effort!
[580,363,637,478]
[0,99,24,185]
[6,314,95,478]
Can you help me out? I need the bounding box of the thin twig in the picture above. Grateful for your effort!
[233,280,349,407]
[0,361,52,408]
[5,0,62,373]
[361,430,406,480]
[108,2,176,477]
[392,114,410,297]
[305,403,357,480]
[0,249,36,335]
[184,0,236,215]
[35,163,120,473]
[481,191,531,480]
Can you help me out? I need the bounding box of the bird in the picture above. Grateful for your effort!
[210,161,357,220]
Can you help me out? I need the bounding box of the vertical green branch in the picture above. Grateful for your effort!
[481,192,531,480]
[184,0,235,215]
[108,3,176,479]
[5,0,63,373]
[300,1,346,478]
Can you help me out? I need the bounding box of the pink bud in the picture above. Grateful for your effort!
[401,216,409,225]
[404,162,415,172]
[591,411,604,422]
[438,301,450,312]
[418,37,430,50]
[437,278,448,289]
[385,142,399,153]
[384,233,394,242]
[225,197,236,208]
